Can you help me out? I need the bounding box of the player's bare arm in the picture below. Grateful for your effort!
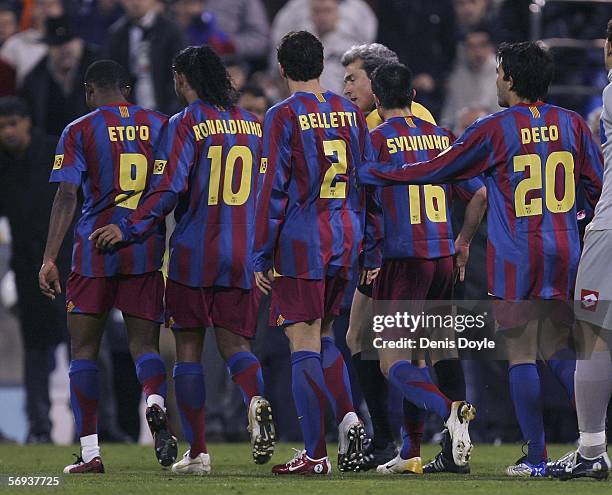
[39,182,78,299]
[454,186,487,282]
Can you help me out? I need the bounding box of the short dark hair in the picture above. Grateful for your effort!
[0,96,29,118]
[277,31,324,82]
[84,60,130,90]
[371,63,414,110]
[607,18,612,43]
[173,45,238,108]
[497,41,554,102]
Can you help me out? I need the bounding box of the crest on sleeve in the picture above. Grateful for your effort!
[153,160,167,175]
[260,158,268,174]
[53,154,64,170]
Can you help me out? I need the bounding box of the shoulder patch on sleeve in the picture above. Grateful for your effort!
[153,159,167,175]
[260,157,268,173]
[53,154,64,170]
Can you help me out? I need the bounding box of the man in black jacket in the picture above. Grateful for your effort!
[0,96,69,443]
[106,0,186,115]
[21,16,99,137]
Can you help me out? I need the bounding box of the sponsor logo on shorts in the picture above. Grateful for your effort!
[168,316,175,327]
[53,154,64,170]
[580,289,599,311]
[276,314,285,326]
[66,301,75,312]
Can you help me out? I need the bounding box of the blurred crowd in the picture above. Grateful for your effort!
[0,0,611,445]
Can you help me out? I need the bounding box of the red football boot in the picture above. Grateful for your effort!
[63,455,105,474]
[272,450,331,475]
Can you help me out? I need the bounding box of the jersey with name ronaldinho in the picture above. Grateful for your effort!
[119,99,263,289]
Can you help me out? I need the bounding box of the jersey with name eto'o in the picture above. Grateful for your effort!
[49,104,167,277]
[119,99,263,289]
[359,102,603,300]
[253,90,375,279]
[364,116,484,267]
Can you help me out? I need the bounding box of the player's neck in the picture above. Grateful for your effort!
[96,93,129,107]
[379,107,413,121]
[508,93,537,107]
[287,79,325,95]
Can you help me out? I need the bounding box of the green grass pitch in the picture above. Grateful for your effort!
[0,443,609,494]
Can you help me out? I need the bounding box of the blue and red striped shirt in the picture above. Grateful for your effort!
[364,116,484,267]
[359,102,603,300]
[119,99,263,289]
[253,90,375,279]
[49,103,167,277]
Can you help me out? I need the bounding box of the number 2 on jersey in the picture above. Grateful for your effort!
[320,139,348,199]
[208,145,253,206]
[115,153,147,209]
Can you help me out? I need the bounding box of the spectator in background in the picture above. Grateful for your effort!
[0,57,15,96]
[0,0,64,87]
[453,0,490,38]
[206,0,270,69]
[375,0,456,118]
[238,84,269,122]
[21,15,98,136]
[106,0,185,114]
[0,96,69,443]
[0,2,17,46]
[72,0,124,49]
[171,0,234,55]
[441,27,499,130]
[225,57,248,90]
[270,0,377,94]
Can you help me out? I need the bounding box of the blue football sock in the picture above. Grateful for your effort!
[509,363,546,464]
[388,361,452,420]
[291,351,329,459]
[320,337,354,423]
[547,350,576,406]
[226,351,264,406]
[400,400,426,460]
[68,360,99,438]
[173,362,207,457]
[135,353,167,404]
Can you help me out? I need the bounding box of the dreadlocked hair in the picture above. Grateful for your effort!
[173,45,239,109]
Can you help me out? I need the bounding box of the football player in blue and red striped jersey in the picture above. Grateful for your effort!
[358,42,604,477]
[90,46,275,474]
[364,62,485,475]
[38,60,176,473]
[253,31,371,475]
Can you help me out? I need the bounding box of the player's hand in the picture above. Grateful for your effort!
[454,242,470,282]
[255,269,274,295]
[89,224,123,250]
[359,267,380,285]
[39,260,61,300]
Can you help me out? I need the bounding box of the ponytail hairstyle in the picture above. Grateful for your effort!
[172,45,239,109]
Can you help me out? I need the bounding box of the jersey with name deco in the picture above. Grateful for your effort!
[364,116,483,267]
[49,104,167,277]
[119,100,263,289]
[254,91,376,279]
